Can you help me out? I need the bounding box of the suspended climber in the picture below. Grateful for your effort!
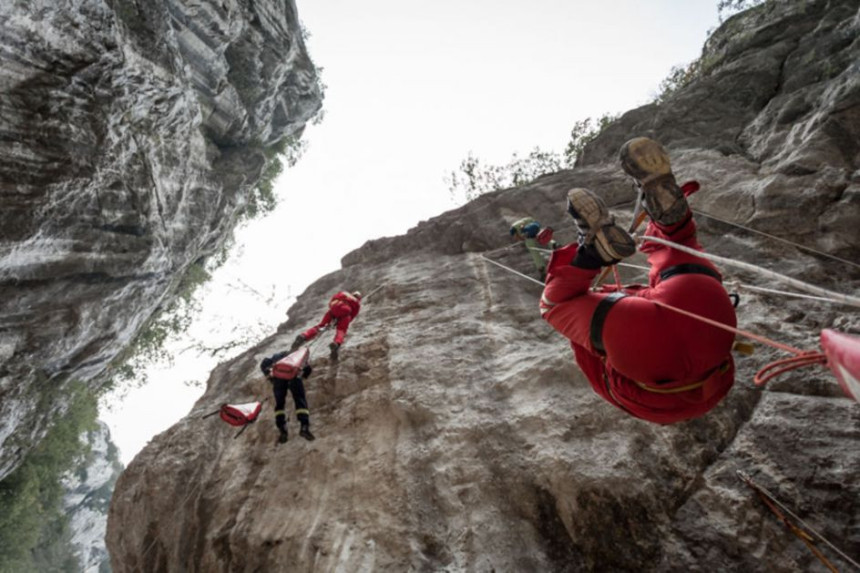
[509,217,557,280]
[291,290,362,360]
[540,137,738,424]
[260,347,315,442]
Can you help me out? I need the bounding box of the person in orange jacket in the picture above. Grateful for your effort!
[540,137,737,424]
[291,290,362,360]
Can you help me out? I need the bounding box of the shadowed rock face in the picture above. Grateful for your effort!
[106,1,860,571]
[0,0,321,478]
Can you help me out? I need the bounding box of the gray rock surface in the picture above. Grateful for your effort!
[107,1,859,571]
[0,0,321,479]
[62,421,124,573]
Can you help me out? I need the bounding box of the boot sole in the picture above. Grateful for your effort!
[594,224,637,262]
[620,138,687,225]
[568,188,636,263]
[567,188,612,230]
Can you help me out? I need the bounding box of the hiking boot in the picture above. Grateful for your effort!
[329,342,340,361]
[290,334,305,352]
[567,188,636,264]
[278,428,289,443]
[619,137,689,226]
[299,425,316,441]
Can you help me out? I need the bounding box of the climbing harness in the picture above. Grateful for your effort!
[737,471,859,572]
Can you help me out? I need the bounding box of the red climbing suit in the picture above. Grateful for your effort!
[540,215,737,424]
[302,291,362,345]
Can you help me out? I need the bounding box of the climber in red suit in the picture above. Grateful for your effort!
[292,290,362,360]
[540,137,737,424]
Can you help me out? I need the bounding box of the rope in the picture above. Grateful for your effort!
[737,471,859,571]
[753,354,828,386]
[694,209,860,271]
[532,246,853,307]
[646,298,808,356]
[638,235,860,309]
[479,254,545,286]
[728,282,852,306]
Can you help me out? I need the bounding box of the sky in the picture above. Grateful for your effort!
[100,0,722,465]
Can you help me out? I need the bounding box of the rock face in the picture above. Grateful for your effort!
[62,421,124,573]
[0,0,321,478]
[108,1,859,572]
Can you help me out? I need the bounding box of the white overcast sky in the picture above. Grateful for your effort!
[101,0,721,465]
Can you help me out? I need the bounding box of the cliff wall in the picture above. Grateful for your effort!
[0,0,321,479]
[107,1,859,571]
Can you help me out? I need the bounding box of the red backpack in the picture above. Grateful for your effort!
[272,347,309,380]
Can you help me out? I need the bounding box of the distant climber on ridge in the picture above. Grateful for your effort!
[540,137,737,424]
[260,347,315,442]
[291,290,362,360]
[509,217,557,280]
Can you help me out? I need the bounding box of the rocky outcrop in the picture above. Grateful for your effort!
[107,1,859,571]
[579,0,860,258]
[62,421,124,573]
[0,0,321,479]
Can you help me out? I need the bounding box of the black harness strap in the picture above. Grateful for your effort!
[590,292,628,356]
[659,263,722,283]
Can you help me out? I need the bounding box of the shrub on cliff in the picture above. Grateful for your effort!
[446,113,618,202]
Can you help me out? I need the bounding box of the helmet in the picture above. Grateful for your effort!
[352,291,362,300]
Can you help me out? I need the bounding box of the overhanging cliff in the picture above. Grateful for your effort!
[0,0,321,479]
[107,1,858,571]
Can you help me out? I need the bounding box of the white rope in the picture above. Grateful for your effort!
[729,282,854,306]
[480,254,545,286]
[529,244,860,307]
[618,262,650,272]
[639,235,860,309]
[693,209,860,270]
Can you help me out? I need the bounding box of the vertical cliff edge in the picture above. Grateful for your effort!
[0,0,322,480]
[101,0,858,570]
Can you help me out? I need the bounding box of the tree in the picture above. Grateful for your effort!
[446,113,618,203]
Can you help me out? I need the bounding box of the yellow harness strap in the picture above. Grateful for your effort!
[634,360,731,394]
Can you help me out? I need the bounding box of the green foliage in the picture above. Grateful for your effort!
[0,384,98,573]
[654,59,703,104]
[446,148,566,203]
[104,259,211,391]
[446,113,618,203]
[563,113,619,165]
[242,135,308,221]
